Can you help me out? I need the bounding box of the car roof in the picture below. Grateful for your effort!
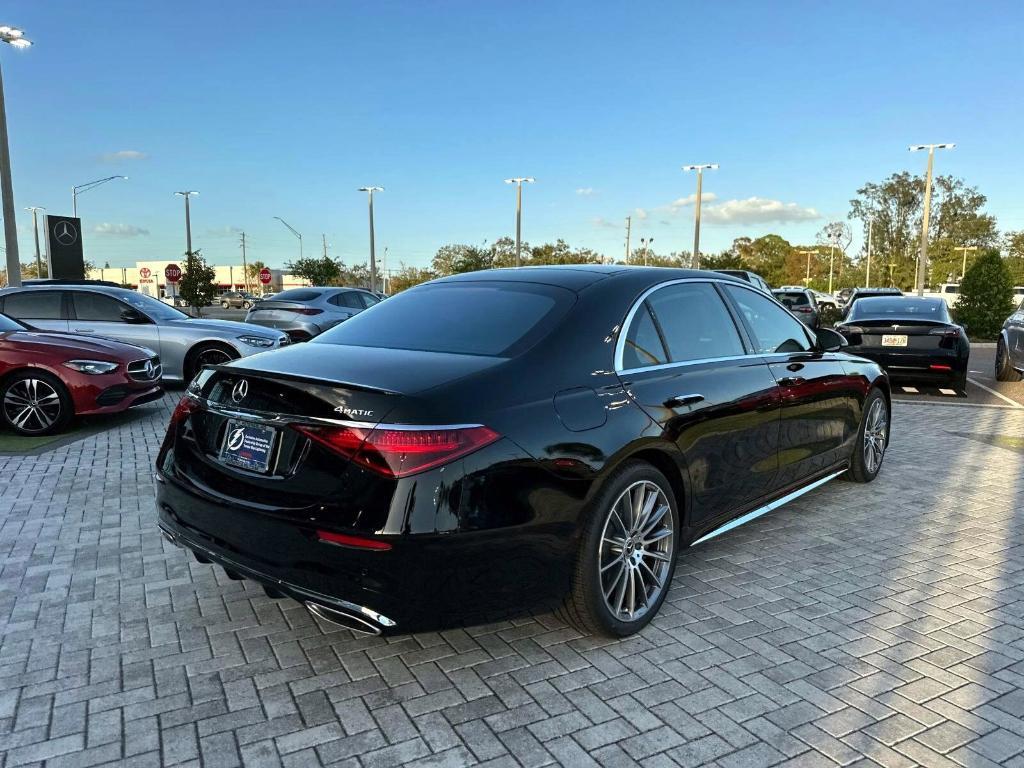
[434,265,745,293]
[0,283,138,298]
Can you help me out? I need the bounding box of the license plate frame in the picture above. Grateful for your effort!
[219,419,278,473]
[881,334,908,347]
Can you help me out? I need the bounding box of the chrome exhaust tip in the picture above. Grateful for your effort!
[305,602,383,636]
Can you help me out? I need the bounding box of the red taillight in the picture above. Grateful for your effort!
[795,307,812,313]
[292,423,500,477]
[928,327,960,337]
[929,364,952,371]
[292,307,323,316]
[169,396,199,426]
[315,530,392,550]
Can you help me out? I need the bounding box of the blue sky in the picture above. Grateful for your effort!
[3,0,1024,270]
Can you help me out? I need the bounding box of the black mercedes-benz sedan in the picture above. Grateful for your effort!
[834,295,969,391]
[156,266,890,637]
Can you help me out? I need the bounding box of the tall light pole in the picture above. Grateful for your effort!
[797,249,817,285]
[358,187,383,292]
[910,143,954,296]
[72,175,127,217]
[25,205,43,277]
[624,215,631,264]
[0,25,32,288]
[175,191,199,255]
[955,245,978,282]
[273,216,303,261]
[640,237,654,266]
[682,163,717,268]
[504,177,534,268]
[865,217,873,288]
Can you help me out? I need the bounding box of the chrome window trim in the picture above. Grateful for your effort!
[614,277,750,373]
[618,353,766,376]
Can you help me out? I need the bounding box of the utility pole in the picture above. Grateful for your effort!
[0,25,33,288]
[797,250,816,285]
[828,240,836,295]
[25,206,44,277]
[682,164,718,268]
[955,245,978,282]
[624,216,632,263]
[504,177,534,268]
[865,218,873,288]
[175,191,199,256]
[240,231,249,293]
[322,233,328,258]
[382,247,388,294]
[358,187,383,292]
[910,143,954,296]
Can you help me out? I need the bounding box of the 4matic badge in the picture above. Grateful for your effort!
[334,406,374,418]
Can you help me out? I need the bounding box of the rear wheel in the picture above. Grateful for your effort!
[1,371,73,436]
[846,388,888,483]
[221,301,230,309]
[559,461,679,637]
[185,343,238,383]
[996,339,1022,382]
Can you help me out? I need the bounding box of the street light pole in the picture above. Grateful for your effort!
[797,250,817,285]
[25,206,43,277]
[910,143,954,296]
[0,25,32,288]
[624,215,631,263]
[273,216,303,262]
[175,191,199,255]
[865,218,873,288]
[504,177,534,268]
[682,164,718,268]
[640,237,654,266]
[955,245,978,281]
[358,187,384,292]
[72,175,127,217]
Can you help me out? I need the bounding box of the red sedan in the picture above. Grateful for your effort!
[0,313,163,436]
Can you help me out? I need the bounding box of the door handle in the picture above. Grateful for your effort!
[74,328,94,333]
[777,376,805,387]
[664,393,704,408]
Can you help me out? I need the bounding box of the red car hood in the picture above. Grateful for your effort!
[0,330,155,361]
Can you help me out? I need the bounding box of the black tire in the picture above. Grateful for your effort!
[996,339,1022,382]
[845,388,889,483]
[221,301,230,309]
[184,343,238,383]
[0,370,73,436]
[558,460,679,637]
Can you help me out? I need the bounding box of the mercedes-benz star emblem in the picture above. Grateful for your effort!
[53,220,78,246]
[143,360,155,379]
[227,427,246,451]
[231,379,248,403]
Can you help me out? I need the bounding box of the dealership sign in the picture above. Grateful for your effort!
[45,215,85,280]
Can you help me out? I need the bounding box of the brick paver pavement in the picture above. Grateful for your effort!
[1,395,1023,767]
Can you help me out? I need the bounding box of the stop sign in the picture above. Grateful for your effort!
[259,267,272,285]
[139,267,152,279]
[164,263,182,283]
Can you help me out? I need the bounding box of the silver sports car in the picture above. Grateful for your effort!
[0,284,288,383]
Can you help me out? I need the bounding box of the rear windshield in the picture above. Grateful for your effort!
[313,281,574,356]
[774,291,810,306]
[273,289,322,302]
[849,297,950,321]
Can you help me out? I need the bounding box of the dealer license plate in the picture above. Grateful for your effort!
[219,419,278,473]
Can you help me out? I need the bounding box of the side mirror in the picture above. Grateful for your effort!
[816,327,847,352]
[120,308,146,324]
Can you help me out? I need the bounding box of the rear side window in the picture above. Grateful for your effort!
[622,304,668,369]
[774,291,810,307]
[724,285,813,354]
[274,289,322,302]
[327,291,363,309]
[314,281,573,357]
[359,292,380,308]
[73,292,127,322]
[3,291,63,320]
[645,282,745,362]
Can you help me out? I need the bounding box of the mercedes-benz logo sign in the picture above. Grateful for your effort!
[143,360,155,379]
[227,427,246,451]
[231,379,248,403]
[53,220,78,246]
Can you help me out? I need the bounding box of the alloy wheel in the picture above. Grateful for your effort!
[598,480,674,623]
[195,348,234,370]
[863,398,888,474]
[3,378,63,434]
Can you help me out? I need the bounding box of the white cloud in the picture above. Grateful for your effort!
[665,192,717,212]
[100,149,147,162]
[93,222,149,237]
[576,187,595,196]
[633,207,649,220]
[204,225,243,238]
[701,197,820,225]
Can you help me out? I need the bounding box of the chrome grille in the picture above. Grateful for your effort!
[127,356,162,382]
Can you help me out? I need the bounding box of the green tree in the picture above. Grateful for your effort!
[178,251,217,317]
[246,260,268,290]
[1002,231,1024,285]
[431,243,494,275]
[286,255,341,286]
[954,249,1014,340]
[388,264,436,293]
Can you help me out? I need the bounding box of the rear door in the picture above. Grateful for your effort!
[723,284,860,489]
[0,291,68,332]
[70,290,162,357]
[618,280,781,524]
[1008,299,1024,369]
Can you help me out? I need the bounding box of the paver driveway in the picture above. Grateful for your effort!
[1,394,1023,768]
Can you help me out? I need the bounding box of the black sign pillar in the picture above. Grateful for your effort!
[45,215,85,280]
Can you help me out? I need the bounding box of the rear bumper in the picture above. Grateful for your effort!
[846,348,967,379]
[245,317,325,341]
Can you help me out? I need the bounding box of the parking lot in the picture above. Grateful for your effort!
[1,390,1022,767]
